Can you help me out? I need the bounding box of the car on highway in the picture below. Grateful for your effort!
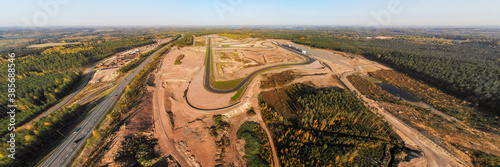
[74,137,84,143]
[73,127,82,133]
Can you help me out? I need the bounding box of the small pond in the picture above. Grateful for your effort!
[375,83,421,102]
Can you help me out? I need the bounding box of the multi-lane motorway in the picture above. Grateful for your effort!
[42,64,96,117]
[39,37,177,167]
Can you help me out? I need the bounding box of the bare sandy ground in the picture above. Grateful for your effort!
[154,44,238,166]
[144,35,477,167]
[152,36,322,166]
[186,65,237,109]
[282,37,470,166]
[97,86,156,166]
[213,36,306,81]
[152,36,400,167]
[92,67,119,83]
[90,38,172,83]
[67,38,181,167]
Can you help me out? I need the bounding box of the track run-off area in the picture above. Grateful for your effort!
[203,37,316,94]
[183,37,316,111]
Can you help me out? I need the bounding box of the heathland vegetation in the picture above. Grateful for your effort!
[119,35,180,73]
[369,70,499,132]
[349,71,500,166]
[1,27,498,166]
[260,71,296,89]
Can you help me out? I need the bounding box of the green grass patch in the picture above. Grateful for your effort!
[211,78,245,90]
[207,41,246,90]
[205,37,308,94]
[231,87,244,101]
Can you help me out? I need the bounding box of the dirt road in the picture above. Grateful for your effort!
[285,40,469,166]
[153,62,191,167]
[256,107,280,167]
[336,61,468,167]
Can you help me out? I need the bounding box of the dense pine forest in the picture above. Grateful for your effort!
[0,30,170,165]
[260,83,404,166]
[0,72,80,136]
[0,104,87,166]
[0,27,498,166]
[0,35,156,132]
[190,28,499,114]
[291,34,499,111]
[0,28,176,166]
[237,121,273,166]
[349,71,500,166]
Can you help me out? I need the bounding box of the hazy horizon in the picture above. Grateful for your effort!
[1,0,500,27]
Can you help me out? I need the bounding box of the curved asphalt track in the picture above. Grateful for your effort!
[185,38,315,111]
[203,37,316,93]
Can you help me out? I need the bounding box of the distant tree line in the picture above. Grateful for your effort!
[198,29,500,113]
[290,35,499,112]
[0,36,157,139]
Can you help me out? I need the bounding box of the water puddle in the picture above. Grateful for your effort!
[375,83,421,102]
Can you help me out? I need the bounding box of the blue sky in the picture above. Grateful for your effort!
[1,0,499,27]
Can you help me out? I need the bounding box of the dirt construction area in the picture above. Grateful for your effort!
[107,34,473,167]
[90,38,172,84]
[148,35,350,166]
[212,36,306,81]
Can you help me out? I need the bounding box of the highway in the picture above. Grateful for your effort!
[43,64,95,117]
[203,37,316,93]
[39,38,176,167]
[16,64,96,131]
